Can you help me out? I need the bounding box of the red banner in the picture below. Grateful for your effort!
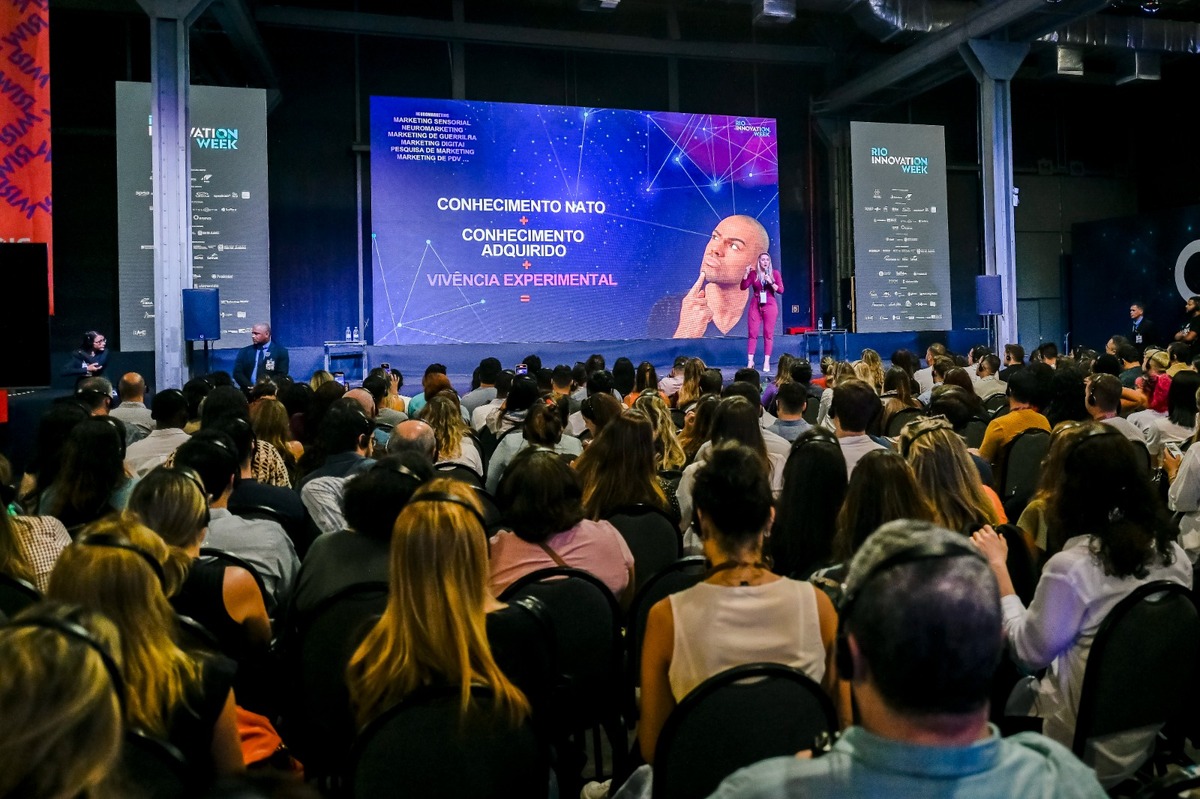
[0,0,52,312]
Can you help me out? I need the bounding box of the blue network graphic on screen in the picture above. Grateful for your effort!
[369,97,780,345]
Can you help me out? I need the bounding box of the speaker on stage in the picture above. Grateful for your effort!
[0,243,50,388]
[976,275,1003,316]
[183,288,220,342]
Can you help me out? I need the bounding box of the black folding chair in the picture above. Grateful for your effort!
[435,461,486,488]
[469,485,504,535]
[499,567,627,788]
[802,396,821,425]
[283,580,389,786]
[120,728,193,799]
[0,572,41,619]
[963,417,989,449]
[604,504,683,594]
[886,407,925,437]
[348,686,549,799]
[999,428,1051,520]
[174,613,221,655]
[625,556,707,723]
[1131,770,1200,799]
[983,393,1009,415]
[652,663,838,799]
[198,548,268,610]
[1073,582,1200,775]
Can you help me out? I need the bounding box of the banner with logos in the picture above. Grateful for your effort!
[0,0,52,312]
[115,82,269,351]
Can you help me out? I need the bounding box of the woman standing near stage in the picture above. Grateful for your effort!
[741,253,783,374]
[61,330,109,378]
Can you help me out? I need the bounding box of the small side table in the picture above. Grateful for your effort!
[324,341,368,382]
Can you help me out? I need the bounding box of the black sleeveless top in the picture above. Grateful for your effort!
[173,560,247,661]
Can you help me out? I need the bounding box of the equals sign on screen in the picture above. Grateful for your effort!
[520,295,531,303]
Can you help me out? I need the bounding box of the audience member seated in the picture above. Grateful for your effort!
[487,400,582,494]
[1143,369,1199,446]
[1085,373,1161,458]
[812,450,936,597]
[829,378,885,477]
[625,361,670,408]
[48,516,244,781]
[249,398,303,485]
[484,373,540,438]
[639,443,842,773]
[901,416,1005,533]
[302,380,346,446]
[212,417,311,553]
[674,358,707,409]
[913,343,946,394]
[462,356,503,416]
[41,416,135,530]
[631,393,687,473]
[767,382,811,442]
[722,381,788,456]
[490,447,634,603]
[347,478,551,740]
[473,370,512,432]
[878,366,921,433]
[761,354,796,412]
[128,467,271,703]
[0,455,70,593]
[195,386,292,488]
[677,396,787,541]
[0,602,125,798]
[977,368,1051,468]
[289,453,432,616]
[769,428,846,580]
[973,353,1007,400]
[578,392,623,446]
[973,425,1190,787]
[296,398,376,523]
[566,370,619,438]
[126,388,192,477]
[677,395,718,465]
[574,411,680,523]
[711,519,1106,799]
[421,395,485,477]
[175,431,299,612]
[1164,414,1200,560]
[403,362,449,419]
[658,356,688,401]
[17,399,90,512]
[110,372,155,445]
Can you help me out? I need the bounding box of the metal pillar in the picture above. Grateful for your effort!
[136,0,213,389]
[962,39,1027,350]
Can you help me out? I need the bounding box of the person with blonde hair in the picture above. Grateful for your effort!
[0,602,125,799]
[347,479,547,732]
[900,416,1003,534]
[675,357,707,409]
[858,348,886,394]
[420,394,485,477]
[309,370,336,392]
[632,392,687,472]
[48,515,243,780]
[128,467,271,690]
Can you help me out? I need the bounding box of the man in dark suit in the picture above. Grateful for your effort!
[233,323,289,390]
[1129,300,1157,354]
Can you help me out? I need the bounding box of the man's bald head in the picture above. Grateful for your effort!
[344,388,376,419]
[118,372,146,401]
[387,419,438,461]
[701,215,770,286]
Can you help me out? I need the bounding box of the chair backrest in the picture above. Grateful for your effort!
[174,613,221,655]
[285,580,389,781]
[999,428,1051,513]
[983,393,1009,414]
[1073,581,1200,756]
[1131,770,1200,799]
[670,408,686,431]
[802,396,821,425]
[996,524,1039,607]
[604,504,683,594]
[0,572,41,619]
[349,686,548,799]
[469,485,504,535]
[627,556,707,689]
[963,417,989,450]
[119,728,192,799]
[198,548,268,608]
[435,461,485,488]
[226,502,288,528]
[886,407,924,437]
[498,567,624,729]
[652,663,838,799]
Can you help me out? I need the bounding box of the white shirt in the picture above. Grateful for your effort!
[677,449,787,546]
[837,434,886,478]
[205,507,300,611]
[914,365,935,394]
[125,427,192,476]
[1169,444,1200,560]
[300,475,349,535]
[471,398,503,432]
[1099,415,1162,457]
[668,579,825,701]
[1001,535,1190,784]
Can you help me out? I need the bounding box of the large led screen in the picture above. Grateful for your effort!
[370,97,781,344]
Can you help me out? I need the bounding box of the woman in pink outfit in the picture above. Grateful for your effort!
[741,252,784,373]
